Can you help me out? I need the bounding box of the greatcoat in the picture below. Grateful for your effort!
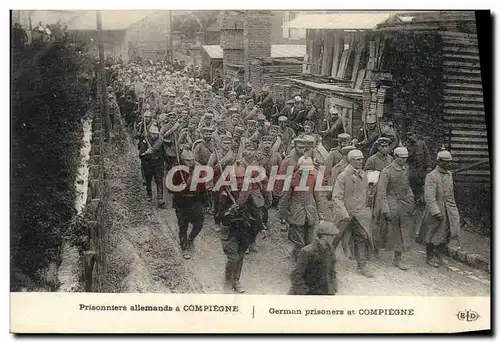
[418,166,460,245]
[375,161,415,252]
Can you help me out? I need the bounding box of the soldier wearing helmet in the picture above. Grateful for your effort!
[374,144,415,270]
[332,149,376,278]
[418,147,460,268]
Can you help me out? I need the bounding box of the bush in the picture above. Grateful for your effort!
[11,40,92,290]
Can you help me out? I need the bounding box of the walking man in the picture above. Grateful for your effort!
[375,145,415,270]
[138,124,165,207]
[289,221,340,295]
[170,150,207,259]
[419,148,460,267]
[332,149,375,278]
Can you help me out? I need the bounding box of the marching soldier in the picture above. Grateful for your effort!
[212,118,232,149]
[193,127,216,165]
[418,148,460,267]
[375,145,415,270]
[160,112,181,172]
[326,133,351,176]
[178,118,200,151]
[260,134,282,217]
[357,116,380,158]
[170,149,207,259]
[278,116,296,156]
[274,137,306,205]
[320,106,345,151]
[135,110,155,141]
[289,221,340,295]
[364,137,393,171]
[208,135,236,231]
[279,156,326,261]
[220,165,266,293]
[138,124,165,208]
[332,149,375,278]
[198,112,215,131]
[327,145,356,202]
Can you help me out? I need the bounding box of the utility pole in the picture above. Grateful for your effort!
[168,10,173,64]
[96,10,110,141]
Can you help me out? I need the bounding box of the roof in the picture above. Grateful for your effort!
[202,45,223,59]
[65,10,155,31]
[271,45,306,59]
[288,78,363,97]
[284,11,399,30]
[202,44,306,60]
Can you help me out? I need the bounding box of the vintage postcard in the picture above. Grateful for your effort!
[10,9,491,334]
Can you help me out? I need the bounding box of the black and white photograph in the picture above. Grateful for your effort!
[9,9,492,333]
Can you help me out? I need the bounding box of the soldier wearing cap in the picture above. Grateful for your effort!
[364,137,393,172]
[194,126,216,165]
[169,149,208,259]
[198,112,214,131]
[158,112,181,172]
[332,149,375,278]
[212,119,233,149]
[278,115,296,156]
[220,165,259,293]
[268,124,282,153]
[138,124,166,208]
[274,136,306,203]
[244,119,258,140]
[135,110,155,141]
[320,106,347,151]
[327,145,356,202]
[374,145,415,270]
[256,84,274,118]
[289,221,340,295]
[279,156,326,261]
[418,147,460,268]
[326,133,352,176]
[231,126,246,160]
[259,133,282,215]
[241,99,258,121]
[178,118,200,151]
[106,93,120,131]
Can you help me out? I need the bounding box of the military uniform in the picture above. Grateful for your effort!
[364,151,393,172]
[220,166,267,293]
[279,157,326,261]
[289,222,340,295]
[194,127,216,165]
[375,147,415,269]
[138,125,165,207]
[332,150,375,277]
[170,150,207,259]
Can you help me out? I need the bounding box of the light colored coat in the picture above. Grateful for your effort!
[332,164,374,256]
[419,166,460,245]
[375,161,415,251]
[278,171,326,226]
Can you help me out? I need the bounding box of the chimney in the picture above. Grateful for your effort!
[220,10,245,80]
[244,10,272,92]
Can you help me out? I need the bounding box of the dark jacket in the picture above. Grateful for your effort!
[289,240,337,295]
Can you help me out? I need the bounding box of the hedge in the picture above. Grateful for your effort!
[11,40,93,290]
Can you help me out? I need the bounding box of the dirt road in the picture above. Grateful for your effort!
[102,123,490,296]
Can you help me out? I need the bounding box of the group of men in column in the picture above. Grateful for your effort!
[110,60,461,296]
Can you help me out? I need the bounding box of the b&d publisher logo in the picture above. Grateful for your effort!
[456,310,480,322]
